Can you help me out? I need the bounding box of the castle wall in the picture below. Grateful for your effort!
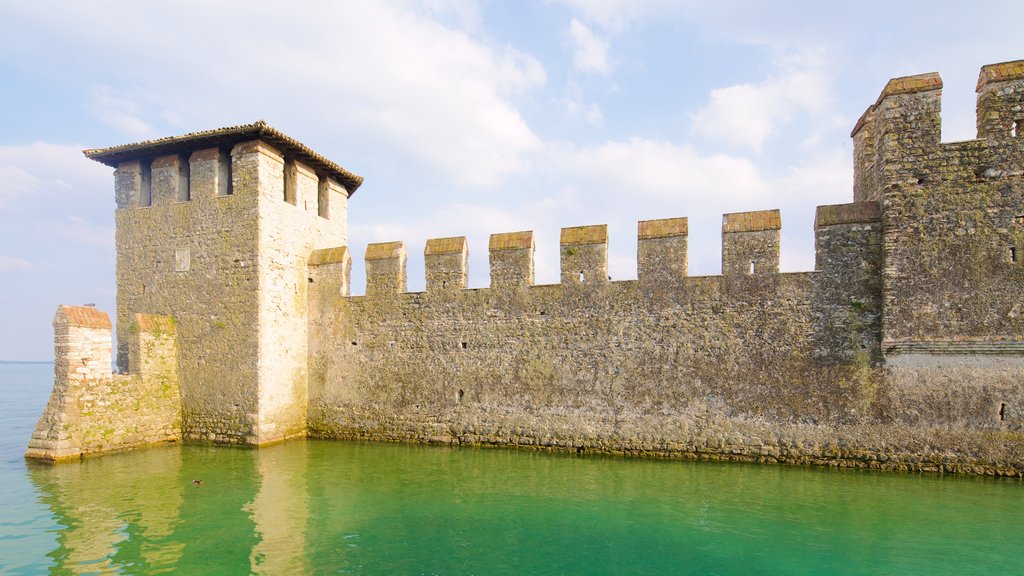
[26,306,181,461]
[115,140,348,444]
[115,147,262,443]
[304,196,1024,473]
[252,141,348,444]
[35,60,1024,474]
[307,214,926,466]
[855,65,1024,349]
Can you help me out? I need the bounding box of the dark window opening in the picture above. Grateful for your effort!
[457,389,464,403]
[218,148,233,196]
[139,160,152,207]
[308,277,314,283]
[350,341,358,346]
[283,158,297,205]
[1014,120,1021,138]
[1000,403,1006,421]
[1011,247,1018,262]
[317,176,329,219]
[461,342,467,349]
[442,280,447,289]
[177,154,191,201]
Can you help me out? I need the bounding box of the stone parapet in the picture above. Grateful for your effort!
[560,224,608,286]
[365,241,408,295]
[638,217,688,286]
[489,231,535,289]
[425,236,468,293]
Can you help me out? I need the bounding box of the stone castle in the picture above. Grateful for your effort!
[26,60,1024,476]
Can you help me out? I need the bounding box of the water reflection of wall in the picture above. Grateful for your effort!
[246,441,311,575]
[28,448,185,573]
[29,443,315,573]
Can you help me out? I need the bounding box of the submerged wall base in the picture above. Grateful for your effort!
[309,412,1024,477]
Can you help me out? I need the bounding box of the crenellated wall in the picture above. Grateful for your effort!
[306,210,886,461]
[29,61,1024,475]
[851,61,1024,350]
[26,306,181,461]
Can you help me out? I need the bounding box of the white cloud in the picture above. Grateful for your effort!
[0,255,32,272]
[0,142,109,209]
[414,0,483,31]
[543,138,766,204]
[567,19,611,75]
[559,81,604,125]
[691,51,836,152]
[54,216,115,247]
[90,85,157,139]
[556,0,676,32]
[2,1,547,189]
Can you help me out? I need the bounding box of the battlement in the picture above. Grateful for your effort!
[27,306,181,461]
[106,139,351,222]
[37,58,1024,475]
[852,60,1024,201]
[332,205,883,297]
[424,236,469,293]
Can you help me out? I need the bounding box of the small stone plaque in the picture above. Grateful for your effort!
[175,248,191,272]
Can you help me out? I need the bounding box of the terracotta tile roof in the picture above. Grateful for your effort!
[54,305,111,329]
[83,120,364,195]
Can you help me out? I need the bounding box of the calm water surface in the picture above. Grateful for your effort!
[1,362,1022,575]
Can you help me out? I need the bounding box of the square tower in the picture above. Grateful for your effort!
[84,122,363,445]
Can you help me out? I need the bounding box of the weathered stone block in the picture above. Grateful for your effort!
[425,236,468,293]
[560,224,608,285]
[489,231,534,289]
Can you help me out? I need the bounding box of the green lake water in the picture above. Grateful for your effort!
[1,362,1022,575]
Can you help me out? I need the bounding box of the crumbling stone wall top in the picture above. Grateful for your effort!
[638,217,688,239]
[425,236,468,255]
[489,231,534,251]
[132,314,175,333]
[977,60,1024,90]
[879,72,943,99]
[55,305,111,329]
[814,202,881,228]
[366,241,406,260]
[560,224,608,245]
[722,209,781,233]
[309,246,351,266]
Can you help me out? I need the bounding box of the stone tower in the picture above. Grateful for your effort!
[84,122,363,445]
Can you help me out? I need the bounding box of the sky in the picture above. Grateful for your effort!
[0,0,1021,360]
